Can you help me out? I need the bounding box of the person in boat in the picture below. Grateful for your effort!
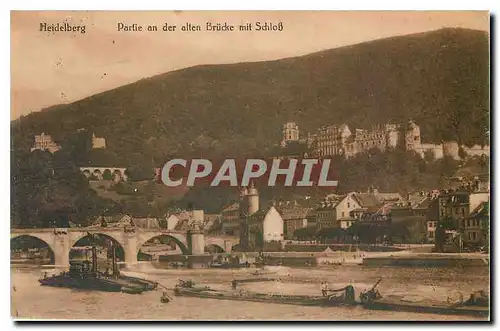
[344,285,356,301]
[103,268,110,278]
[360,288,382,302]
[320,282,330,296]
[464,290,489,306]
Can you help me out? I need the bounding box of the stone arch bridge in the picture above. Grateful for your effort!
[11,227,238,269]
[79,167,128,182]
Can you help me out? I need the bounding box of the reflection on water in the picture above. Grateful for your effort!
[11,264,489,321]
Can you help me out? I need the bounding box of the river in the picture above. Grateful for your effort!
[10,263,489,321]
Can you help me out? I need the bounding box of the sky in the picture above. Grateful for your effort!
[10,11,489,120]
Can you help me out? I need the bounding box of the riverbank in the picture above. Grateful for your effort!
[362,253,489,267]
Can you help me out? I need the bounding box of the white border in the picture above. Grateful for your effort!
[2,1,498,330]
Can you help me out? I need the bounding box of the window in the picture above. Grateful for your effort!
[429,231,434,238]
[347,202,350,208]
[342,212,345,217]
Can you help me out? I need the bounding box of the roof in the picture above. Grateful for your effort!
[375,192,403,202]
[414,197,432,210]
[352,193,382,209]
[468,201,489,218]
[221,202,239,213]
[279,206,312,220]
[174,219,190,231]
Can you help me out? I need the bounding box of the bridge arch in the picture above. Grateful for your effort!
[11,234,55,263]
[137,233,189,255]
[70,233,126,262]
[112,170,123,182]
[93,169,102,179]
[204,244,225,253]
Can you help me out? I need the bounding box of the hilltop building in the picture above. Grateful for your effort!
[281,122,300,147]
[92,133,106,149]
[30,133,61,154]
[281,120,489,160]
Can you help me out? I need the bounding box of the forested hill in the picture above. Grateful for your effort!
[11,27,489,172]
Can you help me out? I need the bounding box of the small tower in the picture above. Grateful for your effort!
[404,119,421,151]
[281,122,300,147]
[247,182,259,216]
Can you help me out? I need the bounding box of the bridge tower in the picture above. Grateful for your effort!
[187,210,205,255]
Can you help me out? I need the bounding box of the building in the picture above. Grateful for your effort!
[166,209,205,232]
[239,183,284,251]
[220,202,240,236]
[285,120,489,161]
[281,122,300,147]
[277,202,312,239]
[465,200,489,247]
[316,192,362,230]
[204,213,223,235]
[92,133,106,149]
[30,133,61,153]
[385,196,431,243]
[165,214,181,230]
[435,188,490,251]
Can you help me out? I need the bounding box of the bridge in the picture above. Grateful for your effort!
[11,227,239,269]
[79,167,127,181]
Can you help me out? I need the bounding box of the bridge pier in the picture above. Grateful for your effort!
[187,230,204,255]
[224,241,233,253]
[53,232,70,271]
[124,230,138,267]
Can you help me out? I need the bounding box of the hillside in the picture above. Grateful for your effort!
[11,27,489,171]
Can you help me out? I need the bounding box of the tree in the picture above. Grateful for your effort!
[11,144,115,228]
[293,227,317,240]
[317,227,347,243]
[102,169,112,180]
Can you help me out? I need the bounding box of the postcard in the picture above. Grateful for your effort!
[10,10,490,321]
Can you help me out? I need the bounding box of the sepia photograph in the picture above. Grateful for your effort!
[10,10,490,321]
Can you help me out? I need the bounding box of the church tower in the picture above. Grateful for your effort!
[247,182,259,215]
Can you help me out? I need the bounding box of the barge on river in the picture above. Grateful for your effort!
[360,285,489,318]
[362,295,489,317]
[173,282,358,307]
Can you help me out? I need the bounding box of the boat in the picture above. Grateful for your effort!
[38,240,158,294]
[362,294,489,317]
[173,281,358,307]
[232,277,276,284]
[360,282,489,318]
